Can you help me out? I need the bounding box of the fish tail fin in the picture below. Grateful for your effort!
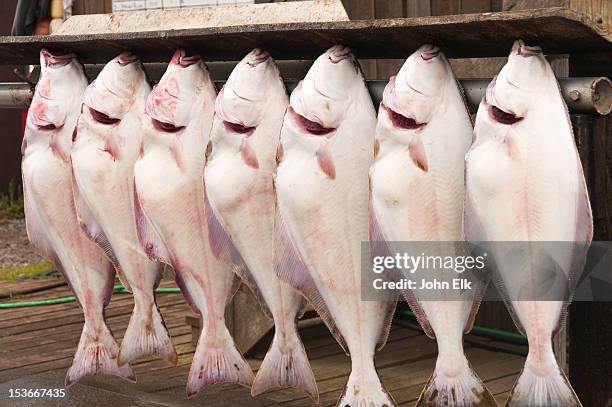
[251,324,318,401]
[338,363,396,407]
[66,320,135,386]
[118,297,177,366]
[186,324,254,398]
[416,357,498,407]
[505,362,581,407]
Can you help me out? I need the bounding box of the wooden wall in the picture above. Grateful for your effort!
[72,0,113,15]
[339,0,506,79]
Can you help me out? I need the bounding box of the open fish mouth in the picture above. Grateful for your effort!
[117,52,139,66]
[245,49,270,67]
[514,40,543,58]
[30,112,64,131]
[89,107,121,125]
[420,45,440,61]
[289,106,336,136]
[151,118,185,133]
[36,122,61,131]
[223,120,256,135]
[41,49,76,68]
[327,45,352,64]
[171,49,201,68]
[382,103,425,130]
[488,104,523,125]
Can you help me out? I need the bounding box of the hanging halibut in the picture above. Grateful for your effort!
[204,49,317,400]
[22,49,135,385]
[71,52,176,366]
[274,45,396,407]
[369,45,496,406]
[465,40,592,407]
[133,49,254,397]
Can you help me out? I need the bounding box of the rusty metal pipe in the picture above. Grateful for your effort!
[2,77,611,115]
[0,82,34,109]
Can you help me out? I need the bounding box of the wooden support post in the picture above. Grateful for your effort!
[568,48,612,406]
[550,52,570,372]
[570,113,612,407]
[373,0,404,80]
[344,0,377,79]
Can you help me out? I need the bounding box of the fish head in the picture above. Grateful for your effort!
[380,44,450,133]
[286,45,360,138]
[83,52,148,126]
[28,49,85,133]
[215,48,283,135]
[483,40,551,127]
[145,49,209,134]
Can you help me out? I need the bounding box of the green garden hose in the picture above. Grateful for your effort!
[1,285,528,347]
[398,309,528,345]
[0,284,181,309]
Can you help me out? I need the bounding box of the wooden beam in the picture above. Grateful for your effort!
[373,0,404,79]
[345,0,377,79]
[0,8,609,65]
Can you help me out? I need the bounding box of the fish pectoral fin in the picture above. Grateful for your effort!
[316,143,336,180]
[204,190,272,318]
[240,138,259,169]
[408,137,428,172]
[50,132,70,162]
[505,133,520,158]
[102,134,121,160]
[71,169,131,292]
[274,207,348,354]
[133,179,172,265]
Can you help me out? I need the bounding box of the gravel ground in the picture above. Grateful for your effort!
[0,218,43,270]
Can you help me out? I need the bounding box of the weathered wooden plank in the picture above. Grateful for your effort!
[406,0,432,17]
[462,0,494,13]
[431,0,460,15]
[373,0,404,79]
[0,8,609,65]
[2,296,185,336]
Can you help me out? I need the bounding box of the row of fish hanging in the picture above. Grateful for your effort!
[22,40,591,407]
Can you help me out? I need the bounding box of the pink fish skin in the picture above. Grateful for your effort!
[274,45,397,407]
[465,40,593,407]
[204,49,317,400]
[22,49,134,386]
[71,53,176,366]
[370,45,497,407]
[133,49,253,398]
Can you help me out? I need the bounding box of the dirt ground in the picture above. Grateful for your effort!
[0,218,43,270]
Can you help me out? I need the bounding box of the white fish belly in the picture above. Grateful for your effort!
[465,130,586,336]
[134,152,235,319]
[371,147,471,352]
[71,138,159,282]
[23,148,111,309]
[276,147,384,355]
[205,154,303,319]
